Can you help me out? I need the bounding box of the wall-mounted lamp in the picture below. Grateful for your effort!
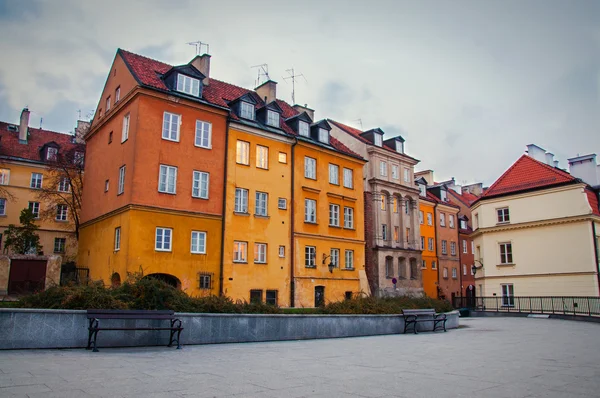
[322,253,335,273]
[471,259,484,276]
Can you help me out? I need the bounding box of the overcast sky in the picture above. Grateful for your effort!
[0,0,598,185]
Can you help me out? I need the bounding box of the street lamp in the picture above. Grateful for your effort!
[471,259,484,276]
[322,253,335,273]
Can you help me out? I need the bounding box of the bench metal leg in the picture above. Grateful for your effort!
[87,318,100,352]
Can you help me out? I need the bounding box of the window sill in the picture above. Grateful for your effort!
[304,221,318,225]
[236,162,250,167]
[256,167,269,171]
[254,262,267,265]
[158,191,177,195]
[254,214,270,219]
[496,222,510,225]
[192,196,209,200]
[497,263,515,267]
[55,220,68,223]
[194,145,212,150]
[305,266,316,269]
[328,224,341,229]
[121,139,128,144]
[343,227,355,231]
[341,268,355,271]
[234,211,250,216]
[191,252,206,255]
[233,261,248,264]
[161,137,180,143]
[155,250,172,253]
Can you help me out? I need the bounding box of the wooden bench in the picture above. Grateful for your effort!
[86,309,183,352]
[402,309,447,334]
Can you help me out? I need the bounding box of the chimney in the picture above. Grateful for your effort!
[553,160,559,168]
[74,120,91,144]
[526,144,547,163]
[19,107,30,143]
[293,104,315,121]
[190,54,211,86]
[255,80,277,104]
[545,152,554,166]
[568,154,599,185]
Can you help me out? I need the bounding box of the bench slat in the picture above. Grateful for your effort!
[90,327,181,331]
[89,314,176,320]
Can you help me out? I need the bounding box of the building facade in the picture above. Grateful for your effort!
[329,121,422,297]
[416,178,438,298]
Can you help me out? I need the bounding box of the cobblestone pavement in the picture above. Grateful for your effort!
[0,316,599,397]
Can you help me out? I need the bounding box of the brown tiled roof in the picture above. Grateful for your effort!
[586,188,600,217]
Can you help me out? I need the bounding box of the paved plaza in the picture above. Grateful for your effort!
[0,316,599,397]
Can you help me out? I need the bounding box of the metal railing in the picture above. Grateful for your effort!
[453,296,600,317]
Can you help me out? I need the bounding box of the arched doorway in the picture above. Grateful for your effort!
[466,284,476,308]
[143,273,181,289]
[111,272,121,288]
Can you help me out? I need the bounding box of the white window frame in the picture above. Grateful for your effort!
[329,204,340,227]
[158,165,178,194]
[115,86,120,102]
[162,112,181,142]
[403,168,410,182]
[233,241,248,262]
[305,246,316,267]
[106,96,111,111]
[382,224,388,240]
[278,198,287,210]
[266,110,280,127]
[114,227,121,251]
[500,242,513,264]
[54,237,66,253]
[299,121,310,137]
[56,204,68,221]
[278,152,287,164]
[0,169,9,185]
[440,213,446,227]
[471,241,475,254]
[255,191,268,216]
[0,198,5,216]
[240,101,255,120]
[57,177,70,192]
[428,238,434,251]
[380,161,387,177]
[427,213,433,225]
[318,128,329,144]
[463,240,467,254]
[46,147,58,161]
[441,240,447,255]
[344,207,354,229]
[422,260,427,269]
[420,236,425,250]
[30,173,43,189]
[254,243,267,264]
[177,74,200,96]
[373,134,382,147]
[329,164,339,185]
[236,140,250,165]
[155,227,173,252]
[497,207,510,223]
[451,242,456,256]
[452,268,457,279]
[330,248,340,267]
[501,284,515,307]
[449,215,455,228]
[463,264,467,275]
[192,171,209,199]
[391,165,399,179]
[28,202,40,218]
[195,120,212,149]
[343,168,353,188]
[118,165,125,195]
[305,199,317,223]
[344,250,354,270]
[419,210,424,224]
[396,140,404,153]
[234,188,249,213]
[122,113,130,142]
[191,231,206,254]
[304,157,316,179]
[256,145,269,169]
[278,246,285,258]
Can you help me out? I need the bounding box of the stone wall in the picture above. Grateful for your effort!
[0,309,459,350]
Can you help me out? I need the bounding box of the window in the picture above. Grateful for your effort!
[427,213,432,225]
[385,257,394,278]
[305,199,317,223]
[500,242,513,264]
[396,140,404,153]
[410,260,418,279]
[305,246,316,267]
[299,121,309,137]
[266,290,278,305]
[398,258,406,279]
[58,177,70,192]
[440,190,447,201]
[278,246,285,258]
[192,171,209,199]
[177,74,200,96]
[191,231,206,254]
[474,213,479,229]
[422,260,427,269]
[254,243,267,263]
[240,102,255,120]
[250,290,262,304]
[501,284,515,307]
[106,96,111,111]
[118,165,125,195]
[278,152,287,163]
[463,240,467,254]
[234,188,249,213]
[255,192,268,216]
[440,213,446,227]
[380,161,387,177]
[394,226,399,242]
[391,165,399,179]
[451,242,456,256]
[497,207,510,223]
[432,261,437,269]
[393,197,398,213]
[441,240,447,255]
[233,241,248,262]
[343,168,353,188]
[345,291,353,300]
[108,131,113,144]
[419,184,426,196]
[122,113,130,142]
[329,164,339,185]
[114,227,121,251]
[419,211,424,224]
[56,204,68,221]
[472,241,475,254]
[0,198,5,215]
[405,201,410,215]
[463,264,467,275]
[256,145,269,169]
[236,140,250,165]
[452,268,457,279]
[460,219,467,229]
[329,204,340,226]
[443,267,448,279]
[46,147,58,161]
[403,168,410,183]
[428,238,434,251]
[30,173,43,189]
[330,248,340,268]
[449,215,455,228]
[420,236,425,250]
[266,110,280,127]
[318,128,329,144]
[54,238,66,253]
[158,165,177,194]
[0,169,9,185]
[199,273,212,290]
[155,227,172,252]
[381,194,386,211]
[115,86,120,102]
[28,202,40,218]
[195,120,212,148]
[471,264,475,275]
[406,228,410,243]
[162,112,180,141]
[278,198,287,210]
[304,157,316,179]
[374,134,382,147]
[344,207,354,229]
[344,250,354,269]
[382,224,388,240]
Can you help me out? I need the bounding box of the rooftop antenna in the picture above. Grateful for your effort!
[77,109,82,120]
[251,64,270,87]
[187,41,210,55]
[39,117,43,129]
[283,68,307,105]
[354,118,363,130]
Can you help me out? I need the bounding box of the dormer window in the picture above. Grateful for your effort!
[46,147,58,161]
[299,121,309,137]
[176,74,200,97]
[374,134,383,147]
[396,140,404,153]
[318,128,329,144]
[266,110,279,127]
[460,219,467,229]
[419,184,426,197]
[440,190,447,201]
[240,102,255,120]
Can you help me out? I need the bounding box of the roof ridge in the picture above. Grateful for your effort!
[328,119,363,134]
[119,48,172,69]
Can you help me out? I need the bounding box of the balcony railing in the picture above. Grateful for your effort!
[453,296,600,317]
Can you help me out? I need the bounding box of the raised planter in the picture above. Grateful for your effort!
[0,308,459,350]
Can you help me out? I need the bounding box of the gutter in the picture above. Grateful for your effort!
[290,135,298,307]
[219,118,231,296]
[593,221,600,296]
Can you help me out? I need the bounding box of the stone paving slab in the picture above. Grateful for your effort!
[0,317,599,397]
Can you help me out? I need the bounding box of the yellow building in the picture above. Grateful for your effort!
[416,177,438,298]
[0,109,84,262]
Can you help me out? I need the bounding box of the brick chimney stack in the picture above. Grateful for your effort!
[255,80,277,104]
[191,54,211,86]
[19,107,30,143]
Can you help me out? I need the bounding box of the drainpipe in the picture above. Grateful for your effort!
[592,221,600,296]
[218,118,231,296]
[290,135,298,307]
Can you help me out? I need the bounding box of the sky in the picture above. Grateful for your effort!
[0,0,598,186]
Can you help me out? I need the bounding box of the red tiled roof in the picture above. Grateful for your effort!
[586,189,600,217]
[0,122,82,164]
[119,49,362,160]
[448,189,479,207]
[461,191,479,204]
[480,155,576,199]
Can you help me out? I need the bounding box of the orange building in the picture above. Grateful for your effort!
[416,177,438,298]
